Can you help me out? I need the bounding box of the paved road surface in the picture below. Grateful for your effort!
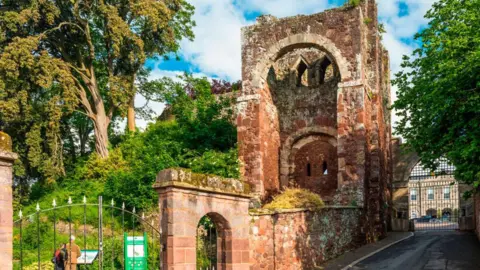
[352,231,480,270]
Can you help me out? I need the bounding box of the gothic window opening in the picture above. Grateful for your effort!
[307,163,312,177]
[319,57,332,84]
[296,60,308,87]
[322,161,328,175]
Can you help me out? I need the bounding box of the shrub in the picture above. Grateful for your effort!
[263,188,325,210]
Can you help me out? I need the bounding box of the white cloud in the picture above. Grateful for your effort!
[179,0,249,81]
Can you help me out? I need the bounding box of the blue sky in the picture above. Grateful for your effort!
[134,0,437,128]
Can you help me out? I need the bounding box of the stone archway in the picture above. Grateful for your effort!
[154,169,251,270]
[250,34,353,89]
[196,213,232,270]
[288,134,338,202]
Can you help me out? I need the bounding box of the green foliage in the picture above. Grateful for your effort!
[0,0,195,182]
[152,74,237,151]
[184,148,240,179]
[378,23,387,34]
[196,216,217,269]
[263,188,325,210]
[20,76,239,212]
[392,0,480,192]
[363,18,373,25]
[347,0,361,7]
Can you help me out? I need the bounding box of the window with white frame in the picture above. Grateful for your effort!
[410,189,417,201]
[428,188,434,200]
[444,187,451,199]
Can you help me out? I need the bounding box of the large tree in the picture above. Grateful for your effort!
[0,0,194,165]
[392,0,480,189]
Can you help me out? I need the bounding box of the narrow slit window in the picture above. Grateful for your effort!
[296,60,308,87]
[322,161,328,175]
[307,163,312,177]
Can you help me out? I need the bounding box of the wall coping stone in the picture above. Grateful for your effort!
[249,205,363,216]
[0,151,18,163]
[153,168,252,198]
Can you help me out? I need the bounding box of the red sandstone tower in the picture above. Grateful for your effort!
[237,0,393,240]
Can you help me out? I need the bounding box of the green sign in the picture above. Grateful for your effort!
[124,232,148,270]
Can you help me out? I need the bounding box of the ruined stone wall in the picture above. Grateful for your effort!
[249,207,363,269]
[237,0,392,242]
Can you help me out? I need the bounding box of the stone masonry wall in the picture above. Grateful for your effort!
[249,207,363,269]
[237,0,393,242]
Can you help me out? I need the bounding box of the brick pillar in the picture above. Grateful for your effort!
[0,131,18,270]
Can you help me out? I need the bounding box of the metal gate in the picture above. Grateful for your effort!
[408,159,460,231]
[13,196,162,269]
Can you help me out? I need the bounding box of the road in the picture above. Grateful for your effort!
[352,231,480,270]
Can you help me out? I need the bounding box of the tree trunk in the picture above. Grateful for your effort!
[93,114,109,158]
[127,96,136,132]
[127,74,136,132]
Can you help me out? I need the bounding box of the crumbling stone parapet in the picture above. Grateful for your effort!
[153,168,251,197]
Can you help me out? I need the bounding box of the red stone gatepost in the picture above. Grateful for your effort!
[0,131,18,270]
[153,168,251,270]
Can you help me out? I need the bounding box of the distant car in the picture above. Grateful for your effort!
[415,216,431,223]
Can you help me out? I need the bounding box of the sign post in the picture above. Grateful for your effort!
[124,232,148,270]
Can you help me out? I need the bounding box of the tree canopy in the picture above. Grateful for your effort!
[0,0,194,182]
[392,0,480,190]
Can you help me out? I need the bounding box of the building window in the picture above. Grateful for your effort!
[307,163,311,177]
[322,161,328,175]
[410,189,417,201]
[428,188,434,200]
[444,187,451,199]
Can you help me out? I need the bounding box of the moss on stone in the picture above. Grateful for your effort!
[263,188,325,210]
[156,168,251,195]
[0,131,12,152]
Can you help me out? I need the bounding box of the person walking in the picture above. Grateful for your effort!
[52,243,67,270]
[65,236,81,270]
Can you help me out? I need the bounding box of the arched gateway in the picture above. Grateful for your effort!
[154,169,251,270]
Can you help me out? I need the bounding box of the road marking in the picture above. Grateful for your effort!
[341,232,415,270]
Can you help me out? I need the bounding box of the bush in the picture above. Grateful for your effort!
[263,188,325,210]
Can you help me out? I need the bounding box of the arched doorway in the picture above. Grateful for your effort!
[196,213,232,270]
[290,135,338,200]
[426,208,437,218]
[442,208,452,220]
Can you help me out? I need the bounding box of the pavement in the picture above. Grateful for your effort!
[321,231,413,270]
[322,231,480,270]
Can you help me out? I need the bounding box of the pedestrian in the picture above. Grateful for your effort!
[65,235,81,270]
[52,243,68,270]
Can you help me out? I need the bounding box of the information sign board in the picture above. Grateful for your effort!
[77,250,99,265]
[124,232,148,270]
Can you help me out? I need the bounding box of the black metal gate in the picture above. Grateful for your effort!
[196,216,217,270]
[13,196,162,269]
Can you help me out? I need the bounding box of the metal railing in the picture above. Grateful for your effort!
[14,196,162,269]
